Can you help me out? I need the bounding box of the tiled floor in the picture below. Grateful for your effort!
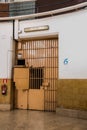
[0,110,87,130]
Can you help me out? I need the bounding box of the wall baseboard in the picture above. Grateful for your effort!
[56,107,87,119]
[0,104,11,111]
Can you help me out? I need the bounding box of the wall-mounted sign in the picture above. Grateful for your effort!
[64,58,68,65]
[24,25,49,32]
[3,79,7,84]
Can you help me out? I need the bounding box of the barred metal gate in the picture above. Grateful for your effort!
[17,38,58,111]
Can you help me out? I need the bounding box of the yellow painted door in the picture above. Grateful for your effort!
[28,89,44,110]
[15,90,28,109]
[28,67,44,110]
[14,68,29,109]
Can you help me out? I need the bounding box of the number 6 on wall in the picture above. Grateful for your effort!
[64,58,68,65]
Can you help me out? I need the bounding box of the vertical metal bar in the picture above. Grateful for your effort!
[28,41,30,67]
[37,40,40,88]
[40,41,43,88]
[51,40,52,111]
[30,41,31,89]
[37,40,38,89]
[22,42,24,59]
[28,41,30,88]
[55,39,57,111]
[36,40,38,89]
[47,40,50,111]
[44,40,45,101]
[51,39,52,111]
[49,39,50,111]
[45,39,47,111]
[51,39,53,111]
[33,40,34,91]
[53,39,55,111]
[28,41,29,90]
[25,41,27,66]
[33,41,36,67]
[55,39,59,108]
[31,40,33,89]
[25,42,26,61]
[47,39,48,111]
[23,42,25,59]
[46,39,48,111]
[39,41,41,89]
[24,42,26,61]
[25,41,26,65]
[52,39,54,111]
[49,39,51,111]
[34,40,35,89]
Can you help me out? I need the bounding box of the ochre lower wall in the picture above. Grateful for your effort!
[56,79,87,110]
[0,79,11,104]
[1,78,87,111]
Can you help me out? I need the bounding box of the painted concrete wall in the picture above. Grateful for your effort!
[0,22,13,110]
[0,22,13,79]
[18,9,87,79]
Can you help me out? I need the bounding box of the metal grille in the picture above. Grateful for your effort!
[17,38,58,111]
[29,67,43,89]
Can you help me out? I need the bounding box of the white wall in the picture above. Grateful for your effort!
[0,22,13,79]
[18,9,87,79]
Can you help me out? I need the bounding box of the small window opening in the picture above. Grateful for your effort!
[29,68,43,89]
[17,59,25,65]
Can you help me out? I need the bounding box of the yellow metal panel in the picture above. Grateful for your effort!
[15,78,29,89]
[28,89,44,110]
[16,90,28,109]
[14,68,29,79]
[14,68,29,89]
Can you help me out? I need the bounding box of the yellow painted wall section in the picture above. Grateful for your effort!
[0,79,11,104]
[56,79,87,110]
